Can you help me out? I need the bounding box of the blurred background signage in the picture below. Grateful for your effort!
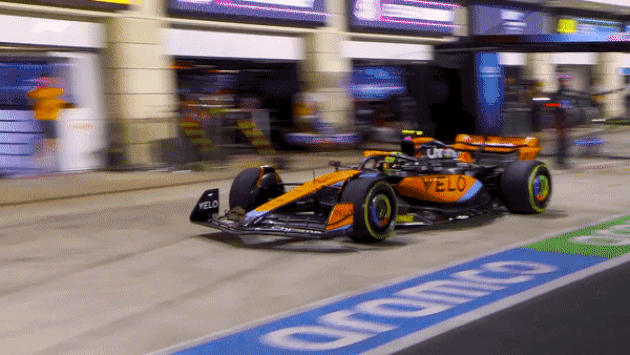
[168,0,328,26]
[493,0,546,3]
[474,52,504,135]
[348,0,457,35]
[469,3,548,35]
[349,66,407,101]
[557,17,621,35]
[37,0,136,9]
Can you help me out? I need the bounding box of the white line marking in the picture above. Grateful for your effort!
[145,210,630,355]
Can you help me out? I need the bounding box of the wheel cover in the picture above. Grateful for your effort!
[370,194,392,228]
[527,165,551,212]
[533,175,550,202]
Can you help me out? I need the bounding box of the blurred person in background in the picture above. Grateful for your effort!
[28,76,74,172]
[552,76,571,169]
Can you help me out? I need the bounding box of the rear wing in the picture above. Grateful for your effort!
[451,134,541,162]
[402,134,541,163]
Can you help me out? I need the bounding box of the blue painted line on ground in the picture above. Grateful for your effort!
[168,248,607,355]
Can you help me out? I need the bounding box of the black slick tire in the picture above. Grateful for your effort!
[229,168,262,211]
[229,167,284,211]
[340,178,398,243]
[500,160,552,214]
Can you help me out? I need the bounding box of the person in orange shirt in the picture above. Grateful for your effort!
[27,77,73,160]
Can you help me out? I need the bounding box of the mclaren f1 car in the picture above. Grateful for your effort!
[190,133,552,243]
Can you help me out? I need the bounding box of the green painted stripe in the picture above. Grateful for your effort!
[522,214,630,258]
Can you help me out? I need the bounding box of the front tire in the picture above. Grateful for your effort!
[229,167,284,211]
[340,178,398,243]
[500,160,552,214]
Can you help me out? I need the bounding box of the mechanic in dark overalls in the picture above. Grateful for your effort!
[552,77,571,169]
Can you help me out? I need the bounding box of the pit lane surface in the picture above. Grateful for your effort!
[393,257,630,355]
[0,165,628,355]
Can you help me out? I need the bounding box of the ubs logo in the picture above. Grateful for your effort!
[425,147,459,159]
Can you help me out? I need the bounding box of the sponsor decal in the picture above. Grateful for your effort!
[420,175,467,193]
[259,255,562,352]
[276,227,320,234]
[197,200,218,211]
[425,147,459,159]
[396,214,414,223]
[254,226,321,234]
[524,215,630,258]
[164,249,604,355]
[327,203,354,231]
[190,189,220,222]
[395,176,478,204]
[168,213,630,355]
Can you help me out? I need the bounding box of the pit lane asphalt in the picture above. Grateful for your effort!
[1,165,629,355]
[393,258,630,355]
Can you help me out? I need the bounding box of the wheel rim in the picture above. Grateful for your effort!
[533,174,550,202]
[370,194,392,228]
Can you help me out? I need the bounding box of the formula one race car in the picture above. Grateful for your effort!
[190,133,552,243]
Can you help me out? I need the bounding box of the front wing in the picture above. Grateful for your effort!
[194,215,353,239]
[190,188,353,239]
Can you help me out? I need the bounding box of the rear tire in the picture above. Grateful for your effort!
[340,178,398,243]
[229,167,284,211]
[500,160,552,214]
